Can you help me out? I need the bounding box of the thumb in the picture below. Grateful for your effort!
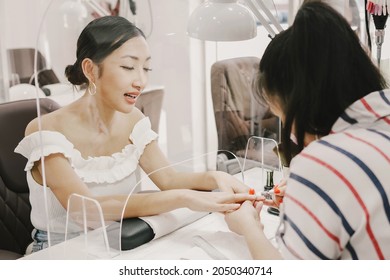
[254,201,263,213]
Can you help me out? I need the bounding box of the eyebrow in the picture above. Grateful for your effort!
[121,55,151,61]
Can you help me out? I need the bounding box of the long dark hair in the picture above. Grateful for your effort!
[257,1,388,164]
[65,16,145,85]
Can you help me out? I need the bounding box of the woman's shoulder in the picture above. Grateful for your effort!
[25,106,66,136]
[119,107,153,137]
[19,105,74,148]
[25,99,90,136]
[128,109,158,147]
[288,132,365,186]
[126,106,144,129]
[15,122,74,169]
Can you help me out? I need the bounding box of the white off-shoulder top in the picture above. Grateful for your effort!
[14,117,158,233]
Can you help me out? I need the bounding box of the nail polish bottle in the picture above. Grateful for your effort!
[264,170,274,192]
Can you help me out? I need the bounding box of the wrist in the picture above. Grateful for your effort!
[204,171,219,190]
[176,189,192,208]
[243,223,266,243]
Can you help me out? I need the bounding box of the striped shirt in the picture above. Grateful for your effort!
[276,89,390,260]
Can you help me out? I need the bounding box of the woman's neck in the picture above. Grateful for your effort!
[80,94,117,135]
[304,133,320,147]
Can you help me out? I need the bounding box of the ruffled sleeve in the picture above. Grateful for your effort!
[130,117,158,155]
[14,131,74,171]
[14,118,158,184]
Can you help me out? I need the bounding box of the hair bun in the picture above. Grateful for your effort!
[65,63,87,85]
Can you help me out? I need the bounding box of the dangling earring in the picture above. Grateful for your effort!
[88,81,97,96]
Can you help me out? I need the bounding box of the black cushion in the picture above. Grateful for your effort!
[107,218,155,251]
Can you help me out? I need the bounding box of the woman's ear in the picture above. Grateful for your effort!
[81,58,96,83]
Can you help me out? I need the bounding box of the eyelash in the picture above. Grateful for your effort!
[121,66,152,72]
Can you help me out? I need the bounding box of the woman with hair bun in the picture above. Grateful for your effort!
[15,16,256,252]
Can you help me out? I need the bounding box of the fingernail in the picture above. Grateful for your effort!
[274,186,280,194]
[249,188,255,195]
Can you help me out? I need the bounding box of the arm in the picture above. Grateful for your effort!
[139,140,249,193]
[35,153,255,220]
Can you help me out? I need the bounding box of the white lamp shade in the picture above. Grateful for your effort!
[187,0,257,41]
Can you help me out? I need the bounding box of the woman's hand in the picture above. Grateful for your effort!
[224,200,263,236]
[210,170,250,194]
[184,190,257,213]
[224,200,283,260]
[262,179,286,208]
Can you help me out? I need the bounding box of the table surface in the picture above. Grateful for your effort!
[21,167,282,260]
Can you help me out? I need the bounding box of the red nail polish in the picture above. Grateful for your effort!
[274,186,280,194]
[249,188,255,195]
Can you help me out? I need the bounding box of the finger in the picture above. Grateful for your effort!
[254,201,263,214]
[253,200,263,208]
[277,180,287,190]
[262,199,278,208]
[274,195,283,207]
[232,182,251,193]
[223,208,236,214]
[221,188,235,194]
[218,203,241,213]
[232,186,250,194]
[232,193,257,202]
[278,187,286,195]
[255,195,265,201]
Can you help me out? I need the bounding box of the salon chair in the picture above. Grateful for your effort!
[7,48,59,88]
[211,57,280,174]
[135,87,164,134]
[0,98,60,259]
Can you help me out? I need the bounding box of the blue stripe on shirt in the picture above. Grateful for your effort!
[340,112,358,124]
[289,173,358,258]
[289,173,355,235]
[380,90,390,105]
[367,128,390,141]
[319,140,390,223]
[283,214,330,259]
[346,242,359,260]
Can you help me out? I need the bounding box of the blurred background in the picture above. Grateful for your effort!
[0,0,388,170]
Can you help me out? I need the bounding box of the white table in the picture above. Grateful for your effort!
[22,167,282,260]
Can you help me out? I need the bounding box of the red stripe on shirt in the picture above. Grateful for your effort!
[285,193,343,251]
[283,242,304,260]
[300,152,385,259]
[361,98,390,125]
[344,132,390,164]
